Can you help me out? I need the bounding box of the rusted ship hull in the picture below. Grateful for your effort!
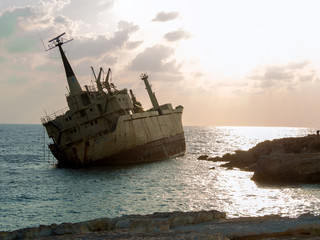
[51,133,185,167]
[46,109,185,167]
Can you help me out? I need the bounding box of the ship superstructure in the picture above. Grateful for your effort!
[41,33,186,167]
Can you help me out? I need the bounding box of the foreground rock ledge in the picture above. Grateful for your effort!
[1,211,320,240]
[199,134,320,183]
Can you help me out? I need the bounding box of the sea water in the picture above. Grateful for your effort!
[1,124,320,231]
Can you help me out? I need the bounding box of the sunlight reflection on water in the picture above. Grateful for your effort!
[185,126,320,218]
[1,125,320,231]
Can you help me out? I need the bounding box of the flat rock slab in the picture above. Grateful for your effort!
[2,211,320,240]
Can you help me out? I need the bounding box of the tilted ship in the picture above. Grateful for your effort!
[41,33,186,167]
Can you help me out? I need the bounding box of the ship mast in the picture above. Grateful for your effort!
[47,33,82,96]
[140,73,161,114]
[90,67,104,94]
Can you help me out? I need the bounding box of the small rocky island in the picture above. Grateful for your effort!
[199,134,320,183]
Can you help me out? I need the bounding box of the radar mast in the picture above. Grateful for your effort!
[47,33,82,96]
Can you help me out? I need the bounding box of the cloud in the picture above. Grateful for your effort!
[164,29,191,42]
[152,11,179,22]
[248,60,318,90]
[49,0,71,12]
[126,40,143,49]
[0,6,35,39]
[0,0,115,47]
[0,1,140,84]
[67,20,139,60]
[0,0,143,87]
[286,60,309,69]
[130,44,178,73]
[0,1,138,61]
[52,15,78,31]
[60,0,114,22]
[0,2,80,53]
[112,20,139,47]
[298,73,318,82]
[0,6,50,55]
[6,37,36,53]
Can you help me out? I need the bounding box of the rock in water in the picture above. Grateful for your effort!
[199,134,320,183]
[197,155,209,160]
[252,153,320,183]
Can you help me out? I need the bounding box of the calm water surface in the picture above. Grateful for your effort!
[1,124,319,231]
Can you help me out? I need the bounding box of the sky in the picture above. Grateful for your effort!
[1,0,320,127]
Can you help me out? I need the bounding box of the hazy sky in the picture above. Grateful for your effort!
[1,0,320,127]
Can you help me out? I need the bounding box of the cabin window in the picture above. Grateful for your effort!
[98,104,103,112]
[72,147,77,156]
[81,93,91,106]
[80,110,86,117]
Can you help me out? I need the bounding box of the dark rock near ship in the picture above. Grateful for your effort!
[200,134,320,183]
[197,154,209,160]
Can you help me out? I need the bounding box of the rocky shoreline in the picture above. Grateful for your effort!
[1,210,320,239]
[199,134,320,183]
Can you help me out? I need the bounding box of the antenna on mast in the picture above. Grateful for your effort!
[33,23,47,52]
[46,32,82,96]
[47,32,74,51]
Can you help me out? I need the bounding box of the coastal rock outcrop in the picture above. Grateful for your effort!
[251,152,320,182]
[200,134,320,183]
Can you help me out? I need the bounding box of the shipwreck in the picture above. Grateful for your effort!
[40,33,186,167]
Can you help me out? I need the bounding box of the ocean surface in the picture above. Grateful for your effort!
[1,124,320,231]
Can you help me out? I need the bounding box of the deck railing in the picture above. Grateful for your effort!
[41,107,69,124]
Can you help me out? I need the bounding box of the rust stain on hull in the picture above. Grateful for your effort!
[52,133,185,167]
